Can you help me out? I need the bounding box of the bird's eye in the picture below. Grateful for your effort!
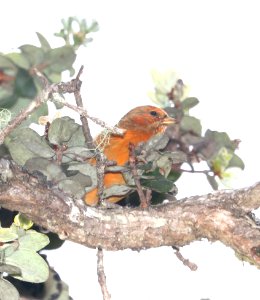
[150,110,159,117]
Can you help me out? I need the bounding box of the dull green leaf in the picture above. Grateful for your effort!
[0,278,19,300]
[6,249,49,283]
[180,115,202,136]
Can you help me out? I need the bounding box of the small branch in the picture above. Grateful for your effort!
[129,143,150,208]
[179,168,211,175]
[0,89,50,144]
[96,151,107,205]
[97,247,111,300]
[51,98,124,136]
[172,246,198,271]
[72,66,94,149]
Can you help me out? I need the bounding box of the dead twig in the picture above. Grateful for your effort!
[72,66,94,149]
[97,247,111,300]
[172,246,198,271]
[129,143,151,208]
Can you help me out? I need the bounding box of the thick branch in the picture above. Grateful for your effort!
[1,165,260,267]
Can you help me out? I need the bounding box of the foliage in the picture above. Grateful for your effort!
[149,70,244,190]
[0,16,98,129]
[0,214,50,299]
[0,16,245,298]
[0,16,98,299]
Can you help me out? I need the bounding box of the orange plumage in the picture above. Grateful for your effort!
[84,105,175,206]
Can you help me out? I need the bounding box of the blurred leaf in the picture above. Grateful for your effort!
[181,97,199,110]
[0,54,16,69]
[14,214,33,230]
[36,32,51,51]
[6,249,49,283]
[0,264,21,275]
[68,162,97,187]
[5,128,54,165]
[48,116,79,146]
[206,174,219,190]
[141,133,170,152]
[67,125,86,147]
[46,46,76,73]
[210,147,233,176]
[180,115,202,136]
[18,230,50,252]
[0,278,19,300]
[6,52,30,69]
[228,153,245,170]
[167,170,182,182]
[103,185,132,198]
[140,176,175,193]
[0,228,18,243]
[19,45,44,66]
[6,97,48,127]
[62,146,93,163]
[156,151,186,176]
[24,157,66,182]
[14,68,37,99]
[58,179,86,198]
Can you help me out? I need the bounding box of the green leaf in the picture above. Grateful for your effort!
[6,52,30,69]
[167,170,182,182]
[36,32,51,51]
[48,116,79,146]
[140,177,175,193]
[62,146,93,163]
[181,97,199,110]
[141,133,170,152]
[19,44,44,66]
[5,128,54,165]
[24,157,66,182]
[0,278,19,300]
[205,130,236,151]
[46,46,76,73]
[0,228,18,243]
[68,163,97,187]
[156,151,186,176]
[14,68,37,99]
[67,126,86,147]
[13,213,33,230]
[6,249,49,283]
[180,115,202,136]
[103,185,132,198]
[0,54,16,69]
[228,153,245,170]
[58,179,87,198]
[18,229,49,252]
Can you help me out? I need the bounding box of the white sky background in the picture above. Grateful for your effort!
[2,1,260,299]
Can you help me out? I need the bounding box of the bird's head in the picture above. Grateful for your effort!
[118,105,176,134]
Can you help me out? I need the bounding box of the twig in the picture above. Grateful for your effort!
[129,143,150,208]
[180,168,211,175]
[97,247,111,300]
[0,89,50,145]
[51,98,124,136]
[72,66,94,149]
[172,246,198,271]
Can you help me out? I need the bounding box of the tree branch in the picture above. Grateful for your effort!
[1,162,260,267]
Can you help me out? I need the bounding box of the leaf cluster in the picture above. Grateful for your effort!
[0,214,50,299]
[0,17,98,130]
[149,70,244,190]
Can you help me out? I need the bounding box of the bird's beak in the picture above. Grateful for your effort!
[162,116,176,126]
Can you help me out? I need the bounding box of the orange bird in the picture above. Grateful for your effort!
[84,105,175,206]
